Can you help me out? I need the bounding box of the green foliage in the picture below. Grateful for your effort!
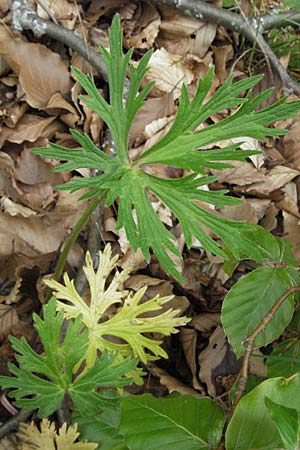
[222,266,296,357]
[265,398,300,450]
[226,374,300,449]
[46,244,189,374]
[267,338,300,378]
[74,407,127,450]
[32,15,300,282]
[119,394,226,450]
[0,299,136,417]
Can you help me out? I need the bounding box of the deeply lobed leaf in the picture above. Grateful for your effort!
[32,15,300,282]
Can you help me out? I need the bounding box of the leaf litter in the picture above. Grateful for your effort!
[0,0,299,443]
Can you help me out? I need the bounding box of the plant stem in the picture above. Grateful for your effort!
[51,194,105,286]
[233,285,300,410]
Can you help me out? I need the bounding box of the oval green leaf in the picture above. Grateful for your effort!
[226,373,300,449]
[120,394,226,450]
[222,267,295,357]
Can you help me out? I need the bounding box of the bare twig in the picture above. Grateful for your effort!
[233,286,300,409]
[154,0,300,93]
[11,0,107,80]
[0,409,32,439]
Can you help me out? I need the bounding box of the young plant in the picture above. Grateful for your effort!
[32,14,300,282]
[0,245,189,417]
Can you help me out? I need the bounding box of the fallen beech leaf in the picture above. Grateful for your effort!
[37,0,79,30]
[199,326,241,396]
[283,211,300,261]
[148,362,203,396]
[180,327,204,392]
[0,39,71,109]
[0,152,23,200]
[145,48,193,98]
[0,304,19,339]
[0,115,60,148]
[281,119,300,170]
[14,147,65,186]
[157,6,216,57]
[0,197,36,218]
[123,2,161,49]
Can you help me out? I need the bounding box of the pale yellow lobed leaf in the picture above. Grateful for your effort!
[46,244,190,368]
[17,419,97,450]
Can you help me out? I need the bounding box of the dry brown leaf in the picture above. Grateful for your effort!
[0,39,71,109]
[14,146,65,187]
[0,197,36,218]
[148,363,203,396]
[277,182,300,218]
[0,152,23,201]
[283,211,300,261]
[122,2,161,49]
[156,5,216,57]
[145,49,194,98]
[281,119,300,171]
[129,92,175,146]
[0,114,62,148]
[239,165,299,196]
[212,44,233,82]
[125,274,190,315]
[180,327,205,392]
[17,419,97,450]
[0,304,19,339]
[191,312,221,333]
[199,326,241,396]
[37,0,79,30]
[220,198,271,223]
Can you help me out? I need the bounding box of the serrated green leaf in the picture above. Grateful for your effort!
[32,14,300,283]
[120,394,226,450]
[222,267,295,357]
[0,298,135,417]
[267,338,300,378]
[265,397,300,450]
[225,374,300,450]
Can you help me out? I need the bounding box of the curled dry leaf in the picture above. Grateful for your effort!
[0,39,71,109]
[36,0,79,30]
[199,326,241,397]
[157,5,216,57]
[0,197,36,218]
[148,362,203,396]
[0,305,19,340]
[122,1,161,49]
[0,115,62,149]
[180,327,205,392]
[145,48,194,98]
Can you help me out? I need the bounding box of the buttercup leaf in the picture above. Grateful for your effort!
[32,14,300,281]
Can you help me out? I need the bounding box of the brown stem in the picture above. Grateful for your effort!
[233,286,300,410]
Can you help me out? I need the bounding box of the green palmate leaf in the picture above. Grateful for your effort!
[32,14,300,282]
[221,267,296,357]
[225,374,300,450]
[46,245,189,370]
[120,394,226,450]
[267,338,300,378]
[0,298,135,417]
[265,398,300,450]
